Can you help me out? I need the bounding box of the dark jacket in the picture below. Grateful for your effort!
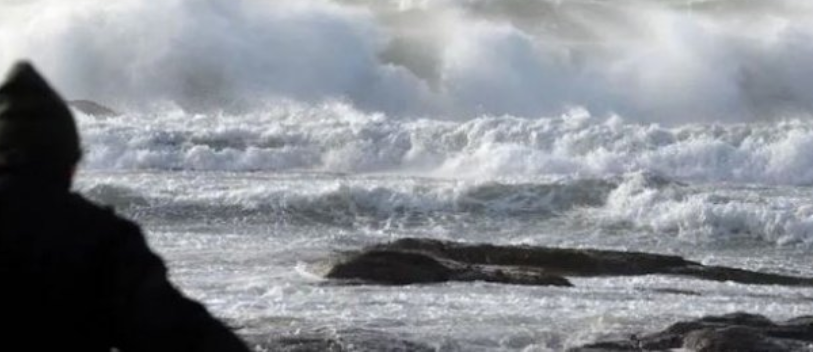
[0,175,248,351]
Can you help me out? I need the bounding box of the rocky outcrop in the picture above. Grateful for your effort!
[68,100,118,118]
[326,238,813,287]
[572,312,813,351]
[327,250,573,286]
[327,250,454,285]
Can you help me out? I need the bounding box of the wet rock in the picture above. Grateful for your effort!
[682,326,787,352]
[327,249,572,286]
[670,265,813,287]
[452,263,573,286]
[383,238,693,276]
[572,312,813,352]
[771,315,813,342]
[68,100,118,118]
[327,250,453,285]
[329,238,813,287]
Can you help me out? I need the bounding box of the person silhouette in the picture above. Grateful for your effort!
[0,61,248,351]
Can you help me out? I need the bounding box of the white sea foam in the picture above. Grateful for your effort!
[77,172,614,229]
[78,170,813,246]
[593,172,813,245]
[76,105,813,187]
[3,0,813,121]
[73,103,813,245]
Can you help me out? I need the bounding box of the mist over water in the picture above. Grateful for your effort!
[3,0,813,122]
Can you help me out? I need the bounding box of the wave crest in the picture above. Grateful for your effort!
[4,0,813,121]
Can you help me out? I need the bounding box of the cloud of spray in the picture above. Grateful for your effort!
[3,0,813,122]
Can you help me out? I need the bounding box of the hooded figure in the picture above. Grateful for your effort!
[0,62,248,351]
[0,62,81,182]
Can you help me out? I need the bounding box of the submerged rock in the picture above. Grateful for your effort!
[327,238,813,287]
[68,100,118,118]
[572,312,813,352]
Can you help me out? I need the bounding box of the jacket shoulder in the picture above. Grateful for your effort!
[65,193,143,234]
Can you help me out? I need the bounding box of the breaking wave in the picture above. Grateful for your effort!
[77,105,813,186]
[78,175,616,227]
[8,0,813,247]
[596,172,813,246]
[3,0,813,122]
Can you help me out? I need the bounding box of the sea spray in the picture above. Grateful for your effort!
[3,0,813,121]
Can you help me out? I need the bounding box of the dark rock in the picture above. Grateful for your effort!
[383,238,694,277]
[327,250,453,285]
[453,264,573,286]
[693,312,775,328]
[671,265,813,287]
[327,238,813,287]
[571,312,813,352]
[781,315,813,327]
[769,316,813,342]
[682,326,786,352]
[327,249,572,287]
[334,238,813,287]
[68,100,119,118]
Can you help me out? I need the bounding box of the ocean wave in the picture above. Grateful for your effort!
[595,172,813,245]
[77,106,813,186]
[3,0,813,122]
[77,175,616,227]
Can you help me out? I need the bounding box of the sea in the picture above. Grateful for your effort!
[3,0,813,351]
